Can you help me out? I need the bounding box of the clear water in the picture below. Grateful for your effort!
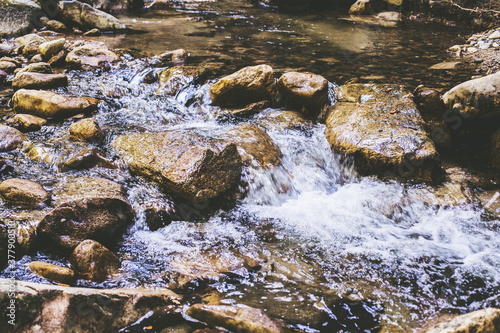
[2,1,499,332]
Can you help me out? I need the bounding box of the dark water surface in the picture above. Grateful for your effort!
[2,1,499,332]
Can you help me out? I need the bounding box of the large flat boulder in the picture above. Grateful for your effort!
[442,71,500,120]
[210,65,275,106]
[0,279,181,333]
[325,84,442,182]
[0,0,42,37]
[12,72,68,90]
[58,0,126,31]
[112,131,242,201]
[424,308,500,333]
[12,89,99,119]
[37,177,134,253]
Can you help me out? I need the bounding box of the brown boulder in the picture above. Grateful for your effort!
[66,43,119,70]
[349,0,372,15]
[277,72,329,117]
[12,89,99,119]
[325,84,442,182]
[69,118,105,143]
[0,60,17,73]
[29,261,76,284]
[12,72,68,90]
[424,308,500,333]
[69,239,120,282]
[37,177,134,253]
[46,20,68,32]
[4,114,47,132]
[58,0,127,31]
[186,304,288,333]
[222,124,282,168]
[17,62,52,74]
[61,148,116,171]
[0,279,181,333]
[39,38,66,59]
[112,131,242,201]
[255,110,312,132]
[0,124,27,152]
[0,178,49,207]
[210,65,275,106]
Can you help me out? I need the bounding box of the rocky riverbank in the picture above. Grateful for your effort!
[1,0,500,332]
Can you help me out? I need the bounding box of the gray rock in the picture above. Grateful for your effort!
[0,0,42,37]
[443,71,500,120]
[58,0,127,31]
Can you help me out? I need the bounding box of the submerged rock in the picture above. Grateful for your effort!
[210,65,275,106]
[156,66,209,96]
[69,118,105,143]
[0,279,181,333]
[442,71,500,120]
[4,114,47,132]
[255,110,312,132]
[277,71,329,117]
[214,100,270,119]
[58,0,127,31]
[0,178,49,207]
[0,124,27,152]
[12,89,99,119]
[186,304,287,333]
[37,177,134,253]
[112,131,242,202]
[69,239,120,282]
[424,308,500,333]
[325,84,442,182]
[0,0,42,37]
[12,72,68,90]
[66,43,119,70]
[28,261,76,284]
[61,148,116,171]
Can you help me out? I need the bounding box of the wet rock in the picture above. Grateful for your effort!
[69,239,120,282]
[4,114,47,132]
[22,36,46,58]
[29,261,76,284]
[61,148,116,171]
[13,218,39,255]
[424,308,500,333]
[30,53,43,63]
[158,49,189,62]
[443,71,500,120]
[222,124,282,168]
[12,89,100,119]
[429,61,463,70]
[112,131,242,202]
[0,158,13,175]
[69,118,105,143]
[0,70,7,86]
[325,84,442,182]
[277,72,329,117]
[0,124,27,152]
[58,0,127,31]
[349,0,372,15]
[66,43,119,70]
[48,49,67,67]
[214,100,271,119]
[37,177,134,253]
[375,11,402,22]
[46,20,68,32]
[14,33,45,48]
[186,304,287,333]
[39,38,66,59]
[83,28,101,36]
[0,178,49,207]
[0,279,181,333]
[0,61,17,74]
[12,72,68,90]
[0,225,7,269]
[0,0,42,37]
[156,66,209,96]
[17,62,52,74]
[143,204,179,231]
[0,43,14,56]
[210,65,275,106]
[255,110,312,132]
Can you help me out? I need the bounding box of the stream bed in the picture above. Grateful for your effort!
[1,0,500,332]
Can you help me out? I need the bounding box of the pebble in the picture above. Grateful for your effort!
[488,30,500,39]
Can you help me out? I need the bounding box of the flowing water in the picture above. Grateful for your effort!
[2,1,500,332]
